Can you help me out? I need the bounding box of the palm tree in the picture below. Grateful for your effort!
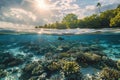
[117,4,120,8]
[97,2,101,14]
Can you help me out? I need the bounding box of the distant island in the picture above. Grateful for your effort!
[35,4,120,29]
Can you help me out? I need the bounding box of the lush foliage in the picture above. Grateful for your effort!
[62,13,78,28]
[35,5,120,29]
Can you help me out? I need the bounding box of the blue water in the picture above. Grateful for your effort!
[0,33,120,79]
[0,33,120,58]
[0,33,120,44]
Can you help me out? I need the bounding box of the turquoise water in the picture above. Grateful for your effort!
[0,33,120,58]
[0,33,120,80]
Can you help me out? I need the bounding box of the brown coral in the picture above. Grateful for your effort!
[100,67,120,80]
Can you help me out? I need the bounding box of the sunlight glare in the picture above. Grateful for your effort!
[36,0,49,10]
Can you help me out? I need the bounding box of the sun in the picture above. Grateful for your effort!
[36,0,49,10]
[33,0,51,15]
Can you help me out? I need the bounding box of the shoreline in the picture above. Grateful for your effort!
[0,28,120,35]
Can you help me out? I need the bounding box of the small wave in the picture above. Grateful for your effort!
[0,28,120,35]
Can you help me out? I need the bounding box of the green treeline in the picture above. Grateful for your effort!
[35,5,120,29]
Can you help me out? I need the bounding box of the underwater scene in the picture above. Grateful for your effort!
[0,33,120,80]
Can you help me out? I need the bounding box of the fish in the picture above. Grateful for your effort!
[58,37,64,41]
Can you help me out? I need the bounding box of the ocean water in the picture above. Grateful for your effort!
[0,33,120,58]
[0,33,120,80]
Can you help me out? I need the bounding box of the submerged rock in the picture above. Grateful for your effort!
[0,52,24,69]
[28,73,46,80]
[49,73,65,80]
[82,74,94,80]
[56,46,70,53]
[100,67,120,80]
[0,52,12,64]
[58,53,70,59]
[65,73,82,80]
[76,51,118,69]
[20,61,44,80]
[32,65,43,75]
[117,60,120,70]
[0,69,7,78]
[38,73,47,80]
[102,58,117,69]
[76,52,102,64]
[60,60,80,76]
[90,44,102,51]
[47,61,61,71]
[28,76,38,80]
[9,58,23,67]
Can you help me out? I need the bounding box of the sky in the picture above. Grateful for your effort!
[0,0,120,29]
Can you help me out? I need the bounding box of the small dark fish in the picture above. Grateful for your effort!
[58,37,64,41]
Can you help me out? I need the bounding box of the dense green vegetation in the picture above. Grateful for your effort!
[35,5,120,29]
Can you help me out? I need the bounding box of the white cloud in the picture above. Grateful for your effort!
[98,0,120,5]
[0,7,36,25]
[86,5,96,11]
[49,0,85,20]
[0,21,34,29]
[0,0,119,29]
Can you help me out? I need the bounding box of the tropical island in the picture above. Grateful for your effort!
[0,1,120,80]
[35,4,120,29]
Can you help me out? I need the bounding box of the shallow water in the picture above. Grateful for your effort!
[0,33,120,58]
[0,33,120,80]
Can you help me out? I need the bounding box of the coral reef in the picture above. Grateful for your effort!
[117,60,120,70]
[47,61,61,71]
[0,69,7,78]
[20,61,44,80]
[60,60,80,75]
[59,53,70,59]
[77,52,102,63]
[100,67,120,80]
[0,34,120,80]
[0,52,24,69]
